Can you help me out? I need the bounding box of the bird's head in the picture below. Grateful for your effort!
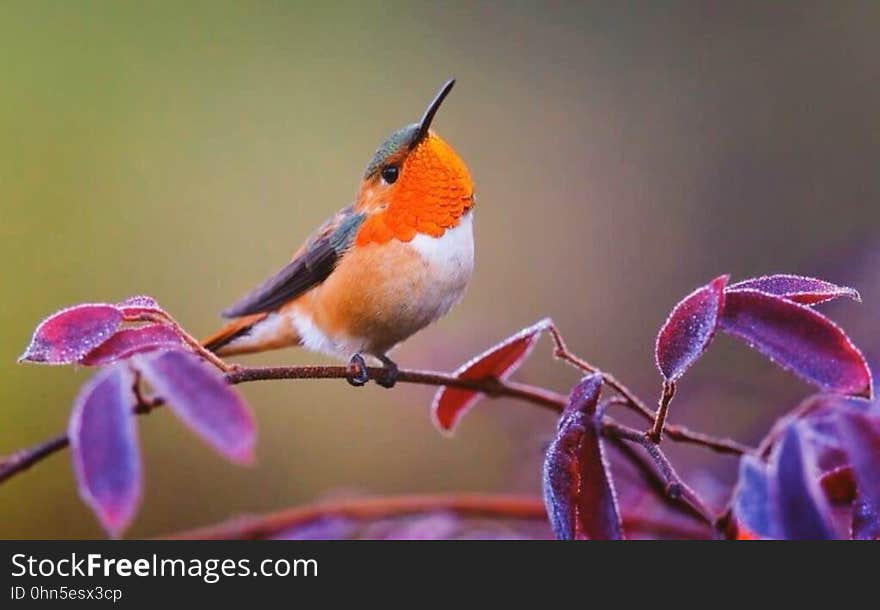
[355,79,474,244]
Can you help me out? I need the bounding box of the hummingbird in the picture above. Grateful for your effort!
[202,79,475,387]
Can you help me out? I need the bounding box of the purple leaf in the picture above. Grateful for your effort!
[134,349,256,464]
[757,393,869,461]
[542,374,622,540]
[80,324,184,366]
[835,411,880,539]
[116,295,168,320]
[68,365,141,538]
[655,275,728,382]
[769,425,838,540]
[719,289,872,398]
[852,497,880,541]
[19,304,123,365]
[432,318,552,433]
[727,275,860,306]
[730,454,773,539]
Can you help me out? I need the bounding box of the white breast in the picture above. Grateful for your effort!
[408,211,475,320]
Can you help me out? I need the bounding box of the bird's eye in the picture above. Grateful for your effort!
[381,165,399,184]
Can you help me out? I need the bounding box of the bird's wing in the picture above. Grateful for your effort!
[221,205,366,318]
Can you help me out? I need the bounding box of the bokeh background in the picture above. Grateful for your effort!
[2,1,879,538]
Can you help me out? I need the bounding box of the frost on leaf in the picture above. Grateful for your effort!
[19,304,123,365]
[134,349,256,464]
[432,318,552,433]
[719,289,872,398]
[655,275,728,382]
[69,364,142,538]
[542,374,622,540]
[18,295,176,365]
[727,275,860,306]
[116,295,168,320]
[81,324,184,366]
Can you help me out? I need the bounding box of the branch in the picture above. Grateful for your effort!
[649,380,676,442]
[664,424,752,455]
[162,493,548,540]
[160,492,710,540]
[605,435,703,521]
[547,323,752,455]
[0,357,749,485]
[0,364,565,485]
[0,435,69,483]
[0,375,721,532]
[225,364,567,410]
[2,321,746,539]
[601,419,718,530]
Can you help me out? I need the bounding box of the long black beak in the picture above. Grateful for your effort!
[411,79,455,148]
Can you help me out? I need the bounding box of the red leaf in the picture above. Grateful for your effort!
[431,318,552,433]
[819,465,856,505]
[719,289,872,398]
[655,275,728,382]
[68,365,142,538]
[769,425,838,539]
[80,324,184,366]
[727,275,860,306]
[542,375,622,540]
[134,349,256,464]
[730,454,773,539]
[116,295,168,320]
[19,304,123,365]
[835,411,880,539]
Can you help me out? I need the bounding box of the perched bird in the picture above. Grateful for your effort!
[203,80,475,386]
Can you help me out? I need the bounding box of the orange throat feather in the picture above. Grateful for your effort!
[355,133,474,246]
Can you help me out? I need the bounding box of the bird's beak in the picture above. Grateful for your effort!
[411,79,455,148]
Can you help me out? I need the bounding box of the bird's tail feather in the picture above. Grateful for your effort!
[202,313,271,356]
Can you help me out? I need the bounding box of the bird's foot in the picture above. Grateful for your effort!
[375,355,399,389]
[346,353,370,387]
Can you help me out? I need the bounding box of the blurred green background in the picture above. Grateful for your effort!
[2,1,879,538]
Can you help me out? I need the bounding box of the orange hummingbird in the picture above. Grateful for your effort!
[203,79,474,387]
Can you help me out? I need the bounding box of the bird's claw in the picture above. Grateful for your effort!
[375,359,399,389]
[347,354,369,387]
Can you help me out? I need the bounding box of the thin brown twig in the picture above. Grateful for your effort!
[0,435,70,483]
[604,435,701,520]
[547,323,654,417]
[225,365,568,410]
[649,380,676,442]
[664,425,752,455]
[547,323,751,455]
[601,418,717,530]
[142,312,233,372]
